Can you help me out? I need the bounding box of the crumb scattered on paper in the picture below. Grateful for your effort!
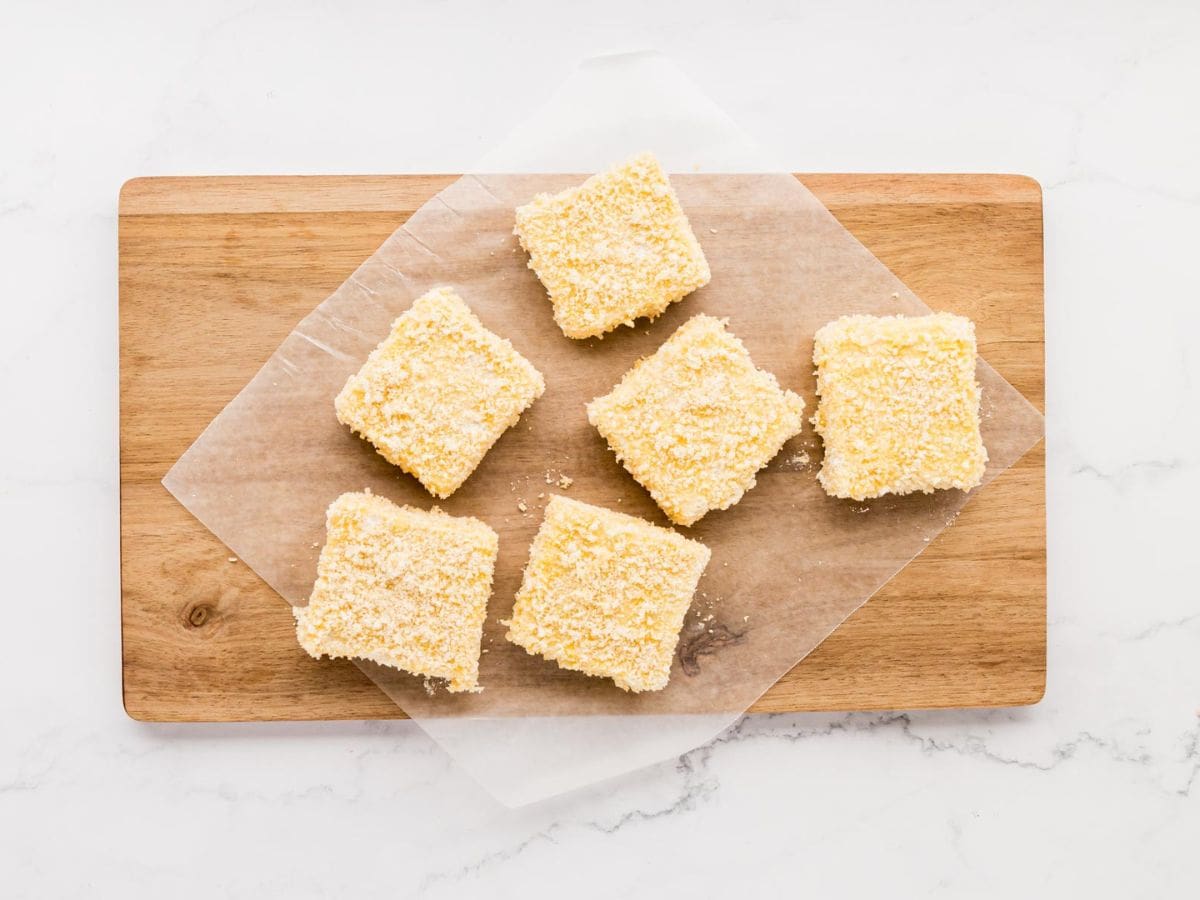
[786,450,811,469]
[543,469,574,489]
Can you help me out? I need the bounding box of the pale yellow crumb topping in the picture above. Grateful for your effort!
[294,491,498,693]
[335,287,545,498]
[513,151,711,339]
[812,312,989,501]
[504,495,711,692]
[587,315,806,526]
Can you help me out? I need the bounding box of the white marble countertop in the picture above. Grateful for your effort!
[2,1,1197,896]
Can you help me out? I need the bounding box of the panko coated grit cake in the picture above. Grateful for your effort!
[335,287,545,498]
[812,312,988,501]
[295,491,498,693]
[504,495,711,693]
[588,315,806,526]
[513,152,711,339]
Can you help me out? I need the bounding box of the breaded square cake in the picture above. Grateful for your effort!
[514,152,710,339]
[588,315,805,526]
[335,287,544,498]
[812,313,988,500]
[505,495,711,692]
[295,491,498,693]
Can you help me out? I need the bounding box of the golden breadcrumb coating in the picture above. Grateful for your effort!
[335,287,544,498]
[294,491,498,693]
[513,151,711,339]
[812,313,988,501]
[588,315,805,526]
[505,495,711,692]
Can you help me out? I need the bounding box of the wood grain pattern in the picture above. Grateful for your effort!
[119,173,1045,722]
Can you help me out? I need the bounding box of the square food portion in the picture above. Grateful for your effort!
[812,313,989,501]
[294,491,499,693]
[505,495,711,692]
[588,315,806,526]
[335,287,545,498]
[513,151,711,339]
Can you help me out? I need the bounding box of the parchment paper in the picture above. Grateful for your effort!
[163,53,1044,805]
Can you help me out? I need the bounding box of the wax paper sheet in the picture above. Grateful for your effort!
[163,53,1043,805]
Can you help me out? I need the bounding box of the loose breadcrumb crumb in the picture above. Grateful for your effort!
[588,315,805,526]
[335,287,544,498]
[513,152,710,339]
[294,491,498,693]
[812,313,988,501]
[504,495,710,692]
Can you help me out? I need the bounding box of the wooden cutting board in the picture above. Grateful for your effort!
[119,174,1045,722]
